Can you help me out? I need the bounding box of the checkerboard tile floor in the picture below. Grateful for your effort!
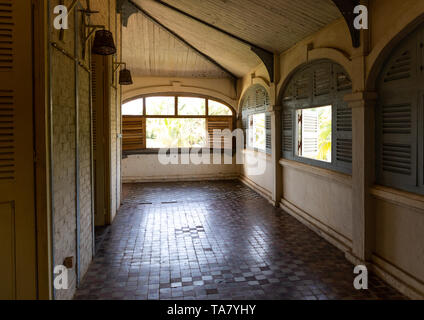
[74,181,406,300]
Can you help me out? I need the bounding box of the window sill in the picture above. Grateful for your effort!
[123,148,235,157]
[279,158,352,187]
[370,185,424,213]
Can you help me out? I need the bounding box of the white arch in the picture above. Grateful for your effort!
[123,84,237,109]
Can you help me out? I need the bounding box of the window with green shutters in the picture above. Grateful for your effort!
[281,60,352,174]
[240,85,272,154]
[376,24,424,194]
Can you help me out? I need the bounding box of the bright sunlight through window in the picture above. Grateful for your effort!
[146,118,207,148]
[146,96,175,115]
[208,100,233,116]
[122,96,234,151]
[178,97,206,116]
[122,98,143,115]
[248,113,266,151]
[296,105,332,163]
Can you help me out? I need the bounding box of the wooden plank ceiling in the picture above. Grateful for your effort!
[124,0,342,79]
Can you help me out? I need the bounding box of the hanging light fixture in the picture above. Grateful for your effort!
[119,69,133,85]
[92,29,117,56]
[114,62,133,86]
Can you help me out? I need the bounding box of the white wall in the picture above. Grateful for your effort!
[280,161,353,251]
[240,150,273,200]
[123,154,239,182]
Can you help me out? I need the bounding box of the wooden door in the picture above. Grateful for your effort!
[0,0,37,299]
[91,54,111,227]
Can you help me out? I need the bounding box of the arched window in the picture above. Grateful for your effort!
[281,59,353,174]
[376,23,424,194]
[122,95,234,152]
[240,85,271,154]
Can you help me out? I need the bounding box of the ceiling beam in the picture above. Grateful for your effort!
[122,0,238,81]
[153,0,275,82]
[331,0,361,48]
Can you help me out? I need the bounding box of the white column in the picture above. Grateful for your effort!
[269,105,282,206]
[345,91,377,263]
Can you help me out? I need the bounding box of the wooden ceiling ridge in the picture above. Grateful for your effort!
[153,0,275,82]
[121,0,238,81]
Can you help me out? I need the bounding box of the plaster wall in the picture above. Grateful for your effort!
[122,154,239,183]
[374,199,424,283]
[240,151,273,200]
[281,165,353,247]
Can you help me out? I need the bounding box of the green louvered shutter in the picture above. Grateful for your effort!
[376,29,420,192]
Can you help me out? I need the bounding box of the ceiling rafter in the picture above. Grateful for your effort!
[153,0,275,82]
[119,0,238,82]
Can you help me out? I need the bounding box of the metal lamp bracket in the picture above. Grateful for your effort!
[113,62,127,73]
[59,0,98,40]
[82,23,105,58]
[58,0,103,58]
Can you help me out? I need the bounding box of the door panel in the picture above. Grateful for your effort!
[0,202,15,299]
[0,0,37,299]
[92,54,111,227]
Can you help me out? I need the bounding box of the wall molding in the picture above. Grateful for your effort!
[280,199,352,253]
[123,173,240,183]
[371,185,424,214]
[371,254,424,300]
[280,159,352,187]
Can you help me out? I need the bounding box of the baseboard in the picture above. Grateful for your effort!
[371,254,424,300]
[280,199,352,253]
[123,173,240,183]
[239,175,274,205]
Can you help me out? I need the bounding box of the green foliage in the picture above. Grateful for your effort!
[147,118,206,148]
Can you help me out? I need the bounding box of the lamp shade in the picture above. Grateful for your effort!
[92,30,116,56]
[119,69,133,85]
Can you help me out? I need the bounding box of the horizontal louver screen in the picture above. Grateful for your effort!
[382,143,411,175]
[382,103,411,134]
[122,116,145,151]
[207,117,233,148]
[295,75,310,99]
[0,90,14,180]
[384,50,412,83]
[0,1,13,71]
[336,106,352,131]
[336,138,352,164]
[282,111,292,152]
[265,113,271,152]
[314,68,330,97]
[241,85,271,154]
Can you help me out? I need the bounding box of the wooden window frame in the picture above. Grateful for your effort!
[122,94,235,154]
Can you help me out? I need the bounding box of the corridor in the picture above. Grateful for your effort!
[74,181,404,300]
